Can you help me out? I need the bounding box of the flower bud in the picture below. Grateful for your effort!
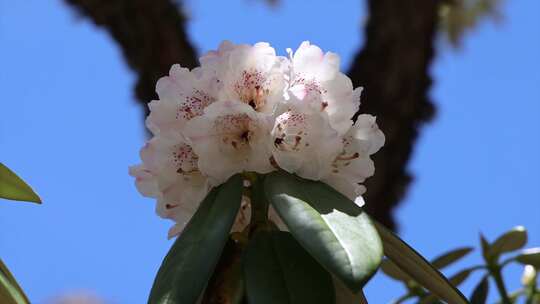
[521,265,537,286]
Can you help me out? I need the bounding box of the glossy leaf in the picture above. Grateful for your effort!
[469,276,489,304]
[380,259,413,282]
[0,259,29,304]
[148,174,243,304]
[264,171,383,291]
[0,163,41,204]
[418,268,475,304]
[373,221,469,304]
[488,226,527,260]
[515,248,540,268]
[480,234,490,262]
[449,268,475,286]
[431,247,474,269]
[243,231,335,304]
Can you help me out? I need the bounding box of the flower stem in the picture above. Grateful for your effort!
[244,173,272,236]
[490,265,512,304]
[525,279,538,304]
[248,174,268,223]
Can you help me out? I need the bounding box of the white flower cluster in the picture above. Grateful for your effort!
[130,41,384,237]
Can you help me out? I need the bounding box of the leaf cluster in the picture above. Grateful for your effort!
[149,171,469,304]
[381,226,540,304]
[0,162,42,304]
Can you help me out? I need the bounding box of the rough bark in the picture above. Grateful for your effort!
[64,0,440,231]
[65,0,198,117]
[347,0,439,230]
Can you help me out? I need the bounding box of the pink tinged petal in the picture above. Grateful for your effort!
[139,139,160,171]
[129,165,159,198]
[146,100,187,135]
[271,105,341,180]
[294,41,324,68]
[185,100,272,181]
[353,115,385,155]
[167,223,186,240]
[352,87,363,108]
[292,42,340,81]
[289,85,308,100]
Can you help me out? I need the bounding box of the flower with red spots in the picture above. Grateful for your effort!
[270,100,342,180]
[211,42,288,114]
[287,41,362,135]
[184,100,273,185]
[145,64,219,136]
[130,40,385,237]
[129,134,210,238]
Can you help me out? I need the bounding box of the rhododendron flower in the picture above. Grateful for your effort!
[322,114,385,205]
[146,64,219,136]
[130,40,385,237]
[203,41,287,114]
[287,41,361,135]
[270,101,342,180]
[184,100,273,185]
[129,135,210,238]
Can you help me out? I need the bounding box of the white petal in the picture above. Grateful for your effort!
[129,165,159,198]
[147,64,217,135]
[289,42,359,135]
[184,100,273,184]
[131,131,211,237]
[216,42,287,114]
[292,41,339,81]
[350,114,385,155]
[270,102,342,180]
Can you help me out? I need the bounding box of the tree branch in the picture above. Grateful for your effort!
[64,0,198,117]
[347,0,439,230]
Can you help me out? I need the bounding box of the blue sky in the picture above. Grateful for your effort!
[0,0,538,303]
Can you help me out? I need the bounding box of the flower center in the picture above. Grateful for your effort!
[171,144,198,174]
[176,89,214,121]
[331,137,360,173]
[272,111,310,152]
[234,70,269,111]
[214,113,257,155]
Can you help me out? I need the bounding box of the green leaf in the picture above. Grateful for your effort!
[0,163,41,204]
[380,259,413,282]
[448,268,475,286]
[418,268,475,304]
[264,171,383,292]
[469,276,489,304]
[201,237,245,304]
[515,248,540,268]
[431,247,474,269]
[243,231,335,304]
[480,234,490,262]
[373,221,469,304]
[148,174,243,304]
[489,226,527,260]
[0,259,29,304]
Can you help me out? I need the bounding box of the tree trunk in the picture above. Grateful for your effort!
[65,0,198,118]
[347,0,439,230]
